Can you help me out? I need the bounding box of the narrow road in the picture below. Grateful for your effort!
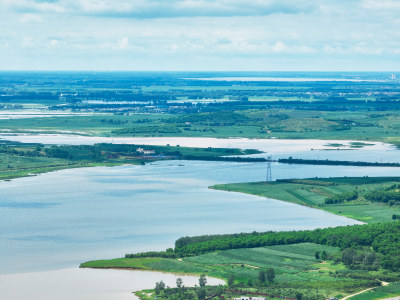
[342,282,389,300]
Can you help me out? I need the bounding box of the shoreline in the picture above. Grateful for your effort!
[0,134,395,183]
[3,134,400,299]
[209,185,368,224]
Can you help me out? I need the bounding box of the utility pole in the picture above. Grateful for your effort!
[266,155,272,182]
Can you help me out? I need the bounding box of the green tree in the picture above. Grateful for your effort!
[315,251,320,260]
[267,268,275,283]
[258,270,266,283]
[321,251,328,261]
[197,287,206,300]
[199,274,207,287]
[228,274,235,286]
[155,280,165,295]
[176,277,183,289]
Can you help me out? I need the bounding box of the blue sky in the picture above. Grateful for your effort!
[1,0,400,71]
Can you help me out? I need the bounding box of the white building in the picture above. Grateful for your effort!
[234,297,266,300]
[136,148,155,155]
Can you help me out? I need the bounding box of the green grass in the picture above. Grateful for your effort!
[82,243,336,282]
[0,142,256,181]
[82,243,382,297]
[212,177,400,223]
[349,282,400,299]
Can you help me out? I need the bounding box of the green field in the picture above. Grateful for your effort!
[3,109,400,144]
[212,177,400,223]
[349,282,400,299]
[0,141,255,180]
[82,243,371,299]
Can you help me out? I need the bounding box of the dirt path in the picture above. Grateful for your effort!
[342,282,389,300]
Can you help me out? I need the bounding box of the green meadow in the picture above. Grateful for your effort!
[82,243,369,299]
[212,177,400,223]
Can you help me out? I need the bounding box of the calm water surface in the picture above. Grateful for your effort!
[3,159,398,274]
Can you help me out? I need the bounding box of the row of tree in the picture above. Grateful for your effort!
[324,190,358,204]
[161,222,400,271]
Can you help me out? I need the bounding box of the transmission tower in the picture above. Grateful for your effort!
[266,155,272,182]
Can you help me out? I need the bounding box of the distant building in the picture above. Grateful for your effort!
[136,148,156,155]
[234,297,266,300]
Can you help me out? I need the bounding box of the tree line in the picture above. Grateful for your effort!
[126,222,400,271]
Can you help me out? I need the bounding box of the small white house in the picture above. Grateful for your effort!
[136,148,155,155]
[234,297,266,300]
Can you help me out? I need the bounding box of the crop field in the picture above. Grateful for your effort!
[82,243,339,283]
[184,243,340,280]
[212,177,400,223]
[83,242,383,298]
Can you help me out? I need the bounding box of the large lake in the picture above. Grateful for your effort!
[1,136,399,299]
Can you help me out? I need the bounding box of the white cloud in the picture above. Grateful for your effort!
[21,37,35,48]
[362,0,400,10]
[5,0,66,13]
[19,13,42,23]
[49,39,59,47]
[116,37,129,50]
[273,41,288,52]
[1,0,400,70]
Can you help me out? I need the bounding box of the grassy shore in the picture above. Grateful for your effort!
[211,177,400,223]
[81,243,365,299]
[0,141,257,181]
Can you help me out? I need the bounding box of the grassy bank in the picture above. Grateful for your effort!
[82,243,371,299]
[0,141,258,181]
[212,177,400,223]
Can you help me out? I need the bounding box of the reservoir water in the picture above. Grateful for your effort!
[1,136,399,299]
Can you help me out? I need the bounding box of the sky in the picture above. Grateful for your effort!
[1,0,400,71]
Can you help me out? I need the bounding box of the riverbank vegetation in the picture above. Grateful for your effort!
[82,222,400,299]
[0,140,257,180]
[212,177,400,223]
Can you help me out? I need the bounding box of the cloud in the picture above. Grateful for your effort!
[19,13,43,23]
[4,0,66,13]
[99,37,130,51]
[21,37,35,48]
[362,0,400,10]
[116,37,129,50]
[3,0,317,18]
[2,0,400,71]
